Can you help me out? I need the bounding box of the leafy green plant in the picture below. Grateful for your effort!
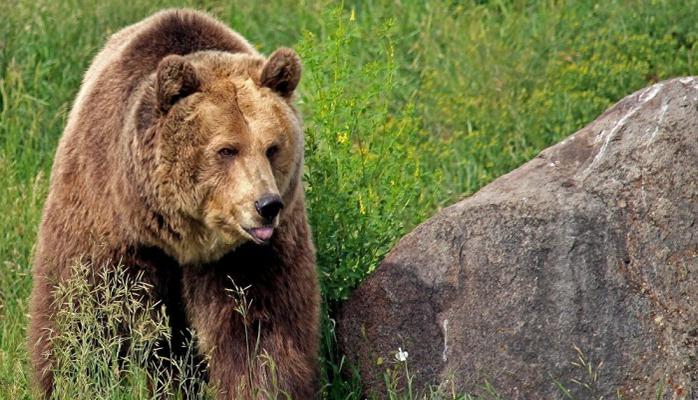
[299,7,438,303]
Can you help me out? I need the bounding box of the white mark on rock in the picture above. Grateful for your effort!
[641,175,647,210]
[680,77,696,85]
[639,83,663,103]
[442,319,449,362]
[581,83,664,179]
[650,97,670,141]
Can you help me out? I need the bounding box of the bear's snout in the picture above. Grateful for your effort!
[254,193,284,223]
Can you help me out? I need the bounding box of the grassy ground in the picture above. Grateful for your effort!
[2,0,698,398]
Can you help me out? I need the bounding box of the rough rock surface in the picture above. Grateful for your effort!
[337,77,698,399]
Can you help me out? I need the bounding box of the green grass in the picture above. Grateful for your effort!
[2,0,698,398]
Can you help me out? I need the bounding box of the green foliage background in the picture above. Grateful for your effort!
[2,0,698,398]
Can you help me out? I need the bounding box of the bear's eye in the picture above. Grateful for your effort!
[218,147,238,158]
[266,145,279,159]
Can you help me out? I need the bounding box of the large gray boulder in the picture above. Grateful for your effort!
[338,77,698,399]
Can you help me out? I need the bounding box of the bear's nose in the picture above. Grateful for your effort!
[255,194,284,222]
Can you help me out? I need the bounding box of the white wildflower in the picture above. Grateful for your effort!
[395,347,408,362]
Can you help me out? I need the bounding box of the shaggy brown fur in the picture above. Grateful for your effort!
[28,9,319,399]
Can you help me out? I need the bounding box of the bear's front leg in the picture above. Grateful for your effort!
[28,270,58,400]
[182,259,319,399]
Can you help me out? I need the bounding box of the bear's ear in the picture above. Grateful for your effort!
[156,55,200,113]
[260,48,301,98]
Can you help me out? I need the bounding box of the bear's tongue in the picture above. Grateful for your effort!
[251,227,274,241]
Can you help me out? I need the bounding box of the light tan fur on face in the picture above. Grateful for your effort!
[155,52,303,264]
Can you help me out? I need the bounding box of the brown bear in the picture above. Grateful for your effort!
[27,9,319,399]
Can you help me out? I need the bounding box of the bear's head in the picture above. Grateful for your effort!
[142,49,303,264]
